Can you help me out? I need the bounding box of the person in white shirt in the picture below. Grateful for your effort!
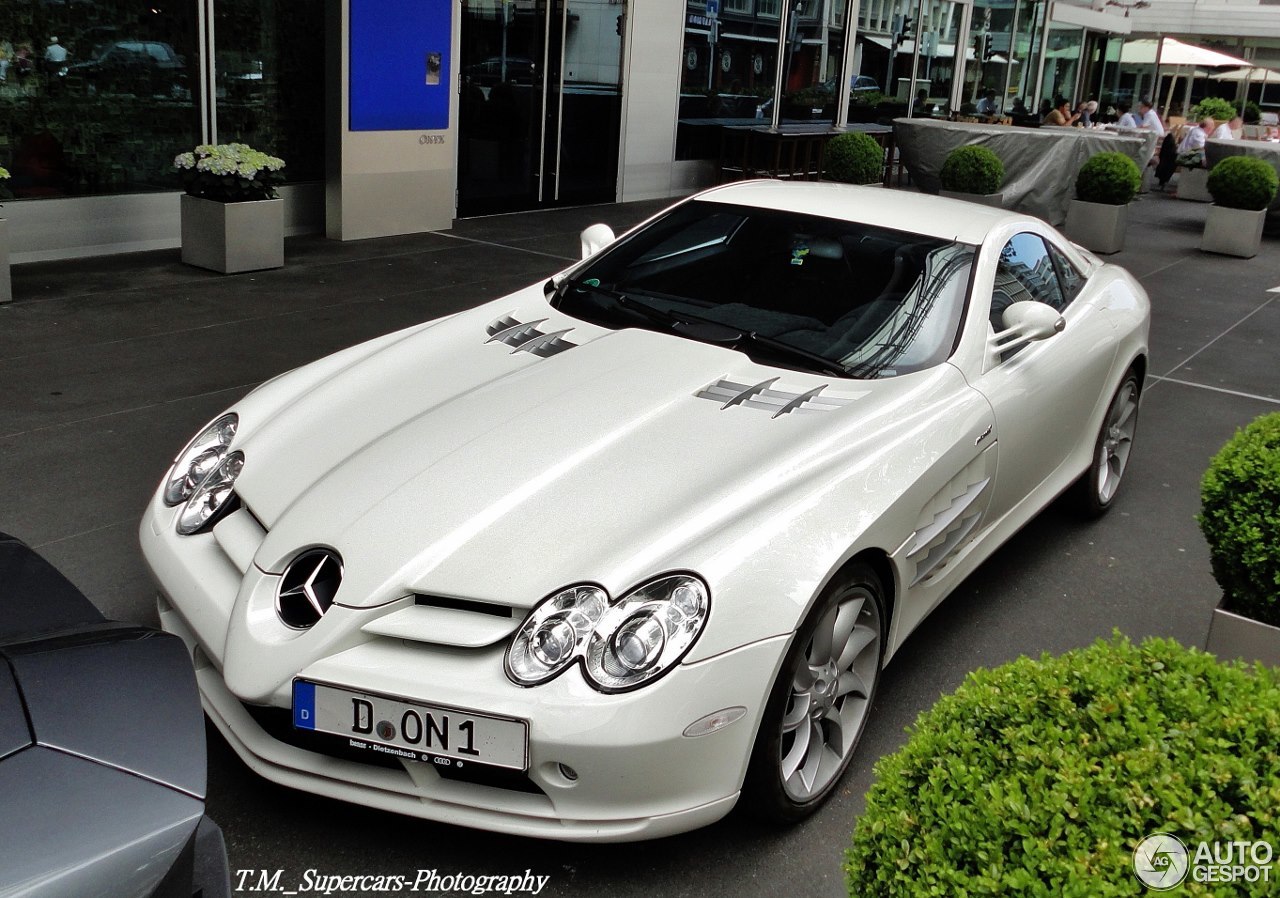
[1116,104,1139,128]
[1212,116,1242,140]
[1178,118,1213,154]
[1138,99,1165,136]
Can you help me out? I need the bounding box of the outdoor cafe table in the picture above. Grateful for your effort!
[894,118,1154,225]
[1205,138,1280,225]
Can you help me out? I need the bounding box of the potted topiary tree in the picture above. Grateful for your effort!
[822,131,885,185]
[174,143,287,274]
[1200,155,1278,258]
[938,145,1004,207]
[1200,411,1280,666]
[844,634,1280,895]
[1064,152,1142,254]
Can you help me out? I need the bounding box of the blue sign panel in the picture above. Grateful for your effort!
[350,0,451,131]
[706,0,720,15]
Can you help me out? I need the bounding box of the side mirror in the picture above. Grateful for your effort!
[991,300,1065,356]
[580,223,615,260]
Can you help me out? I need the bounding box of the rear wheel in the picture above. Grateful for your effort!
[742,563,885,822]
[1075,369,1141,517]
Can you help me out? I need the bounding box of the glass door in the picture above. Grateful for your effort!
[458,0,624,217]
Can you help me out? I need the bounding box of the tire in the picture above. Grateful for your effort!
[1074,369,1141,518]
[741,563,886,823]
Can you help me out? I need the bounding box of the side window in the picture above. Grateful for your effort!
[991,233,1066,332]
[1047,243,1085,305]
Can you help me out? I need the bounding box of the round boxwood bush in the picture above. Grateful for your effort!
[1206,155,1279,210]
[823,131,885,185]
[1199,411,1280,626]
[939,145,1003,195]
[1074,152,1142,205]
[1190,96,1237,124]
[1240,100,1262,125]
[844,634,1280,897]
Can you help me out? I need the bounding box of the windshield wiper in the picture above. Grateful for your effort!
[560,279,851,378]
[732,331,851,378]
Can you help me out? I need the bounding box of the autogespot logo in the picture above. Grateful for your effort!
[1134,833,1190,890]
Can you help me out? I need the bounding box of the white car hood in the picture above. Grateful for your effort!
[235,293,928,610]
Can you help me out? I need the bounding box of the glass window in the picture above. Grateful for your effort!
[992,233,1066,337]
[757,0,781,18]
[557,199,976,379]
[1047,243,1085,304]
[214,0,325,183]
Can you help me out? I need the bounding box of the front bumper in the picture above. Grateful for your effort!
[143,499,789,842]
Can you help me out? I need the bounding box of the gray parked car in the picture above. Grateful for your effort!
[0,532,229,898]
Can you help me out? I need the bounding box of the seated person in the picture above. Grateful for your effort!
[1042,98,1079,127]
[976,90,999,117]
[1010,97,1029,117]
[1212,116,1242,140]
[1176,117,1214,167]
[1138,98,1166,136]
[1076,99,1098,127]
[1115,103,1139,128]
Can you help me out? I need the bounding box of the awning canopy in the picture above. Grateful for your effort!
[1211,66,1280,83]
[1120,37,1251,68]
[863,35,977,61]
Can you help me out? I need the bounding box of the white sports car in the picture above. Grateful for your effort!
[140,181,1149,842]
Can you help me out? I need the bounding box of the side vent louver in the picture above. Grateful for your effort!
[486,315,577,358]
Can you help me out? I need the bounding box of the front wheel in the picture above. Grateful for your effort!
[742,563,886,822]
[1074,369,1141,517]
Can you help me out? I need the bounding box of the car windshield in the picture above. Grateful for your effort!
[555,200,975,379]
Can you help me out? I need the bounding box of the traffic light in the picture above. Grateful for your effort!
[901,15,914,39]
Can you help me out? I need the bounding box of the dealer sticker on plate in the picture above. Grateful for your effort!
[293,680,527,770]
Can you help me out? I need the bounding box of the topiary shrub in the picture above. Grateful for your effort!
[823,131,885,185]
[1074,152,1142,205]
[1206,155,1279,210]
[1199,411,1280,626]
[844,634,1280,897]
[1240,100,1262,125]
[939,145,1003,194]
[1190,96,1237,124]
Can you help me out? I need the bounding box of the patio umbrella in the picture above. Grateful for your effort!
[1120,38,1250,68]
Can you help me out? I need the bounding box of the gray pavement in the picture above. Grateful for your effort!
[2,185,1277,898]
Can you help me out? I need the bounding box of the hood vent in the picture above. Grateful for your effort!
[696,378,861,418]
[486,314,577,358]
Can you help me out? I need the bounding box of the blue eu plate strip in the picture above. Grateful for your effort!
[293,680,316,730]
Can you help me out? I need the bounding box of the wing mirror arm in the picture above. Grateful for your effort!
[989,300,1065,355]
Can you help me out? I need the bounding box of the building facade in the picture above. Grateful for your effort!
[2,0,1278,263]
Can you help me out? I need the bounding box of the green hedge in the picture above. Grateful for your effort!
[1075,152,1142,205]
[1190,97,1238,124]
[845,635,1280,897]
[940,145,1004,195]
[1200,411,1280,626]
[824,131,885,185]
[1206,156,1279,211]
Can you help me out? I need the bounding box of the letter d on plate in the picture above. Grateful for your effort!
[293,680,316,730]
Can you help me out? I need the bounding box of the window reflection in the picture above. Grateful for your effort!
[0,0,323,199]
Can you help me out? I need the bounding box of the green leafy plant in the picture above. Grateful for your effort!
[1206,155,1279,210]
[0,164,10,202]
[173,143,286,203]
[852,90,886,107]
[1239,100,1262,125]
[1199,411,1280,626]
[823,132,884,185]
[1074,152,1142,205]
[844,634,1280,897]
[1190,96,1237,124]
[939,145,1003,194]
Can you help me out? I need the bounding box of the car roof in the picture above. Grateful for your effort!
[693,180,1027,245]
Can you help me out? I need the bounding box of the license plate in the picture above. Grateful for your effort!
[292,680,527,771]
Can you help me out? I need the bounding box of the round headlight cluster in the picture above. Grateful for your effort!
[176,451,244,535]
[163,414,238,506]
[505,575,709,693]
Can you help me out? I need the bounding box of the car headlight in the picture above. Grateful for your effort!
[505,574,709,693]
[176,451,244,535]
[163,413,238,506]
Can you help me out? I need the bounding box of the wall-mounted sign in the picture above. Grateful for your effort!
[350,0,451,131]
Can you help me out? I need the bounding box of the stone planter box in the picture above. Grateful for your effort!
[1064,199,1129,254]
[0,218,10,304]
[180,194,284,274]
[1200,204,1267,258]
[1176,166,1212,202]
[940,189,1003,208]
[1206,598,1280,667]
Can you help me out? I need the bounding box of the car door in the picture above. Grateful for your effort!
[971,231,1120,523]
